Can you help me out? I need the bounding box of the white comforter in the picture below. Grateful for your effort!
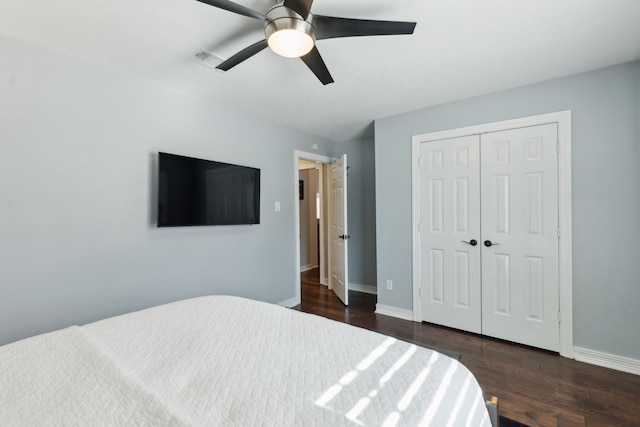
[0,296,491,426]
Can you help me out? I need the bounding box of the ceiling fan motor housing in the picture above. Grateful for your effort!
[265,4,316,57]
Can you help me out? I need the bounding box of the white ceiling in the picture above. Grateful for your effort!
[1,0,640,141]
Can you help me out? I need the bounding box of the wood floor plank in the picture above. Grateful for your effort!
[295,269,640,427]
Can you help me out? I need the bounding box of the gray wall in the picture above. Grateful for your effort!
[0,36,337,345]
[375,61,640,359]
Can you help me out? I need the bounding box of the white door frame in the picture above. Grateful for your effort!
[411,111,573,358]
[293,150,334,306]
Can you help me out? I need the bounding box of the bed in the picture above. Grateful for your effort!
[0,296,492,426]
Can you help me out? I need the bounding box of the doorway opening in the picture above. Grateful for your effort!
[294,151,333,306]
[299,161,323,281]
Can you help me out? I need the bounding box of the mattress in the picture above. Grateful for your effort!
[0,295,491,426]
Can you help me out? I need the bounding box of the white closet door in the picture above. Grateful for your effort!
[420,135,482,333]
[480,123,559,351]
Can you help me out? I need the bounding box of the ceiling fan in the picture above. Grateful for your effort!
[196,0,417,85]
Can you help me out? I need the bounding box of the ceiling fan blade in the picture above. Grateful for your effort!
[300,46,334,85]
[217,39,269,71]
[283,0,314,20]
[314,15,416,40]
[195,0,265,20]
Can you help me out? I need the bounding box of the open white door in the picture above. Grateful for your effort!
[330,154,348,305]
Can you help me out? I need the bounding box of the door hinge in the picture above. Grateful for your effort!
[419,287,422,297]
[418,222,423,233]
[557,226,561,238]
[558,311,561,324]
[418,156,424,167]
[556,141,560,153]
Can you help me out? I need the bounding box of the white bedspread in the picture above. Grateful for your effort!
[0,296,491,426]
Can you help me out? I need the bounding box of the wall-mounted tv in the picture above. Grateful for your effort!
[157,152,260,227]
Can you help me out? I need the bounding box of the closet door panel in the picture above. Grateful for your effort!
[420,135,481,333]
[480,123,559,351]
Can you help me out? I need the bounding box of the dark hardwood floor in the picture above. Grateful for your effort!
[293,268,640,427]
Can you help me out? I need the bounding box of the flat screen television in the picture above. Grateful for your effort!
[157,152,260,227]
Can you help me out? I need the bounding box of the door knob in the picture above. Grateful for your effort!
[484,240,500,247]
[338,234,350,240]
[461,239,478,246]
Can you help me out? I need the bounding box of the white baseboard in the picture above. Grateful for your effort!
[278,297,300,308]
[375,304,413,321]
[350,282,377,295]
[573,346,640,376]
[300,264,318,272]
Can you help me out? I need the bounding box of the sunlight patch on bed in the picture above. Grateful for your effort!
[381,411,401,427]
[315,337,396,409]
[379,345,417,386]
[418,359,460,425]
[465,387,486,426]
[315,337,434,425]
[380,351,443,427]
[344,344,420,424]
[340,370,359,386]
[397,366,430,411]
[345,397,370,425]
[311,337,489,426]
[315,338,397,407]
[356,337,396,370]
[445,376,471,426]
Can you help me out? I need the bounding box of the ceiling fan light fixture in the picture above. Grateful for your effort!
[265,5,316,58]
[268,29,314,58]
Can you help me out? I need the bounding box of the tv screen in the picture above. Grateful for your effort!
[157,152,260,227]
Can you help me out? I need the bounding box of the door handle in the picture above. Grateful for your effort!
[461,239,478,246]
[338,234,350,240]
[484,240,500,247]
